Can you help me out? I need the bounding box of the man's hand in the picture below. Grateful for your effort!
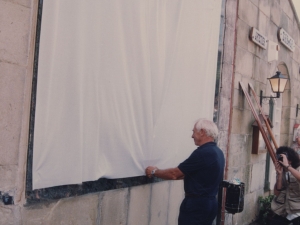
[275,161,283,175]
[145,166,158,178]
[278,154,289,168]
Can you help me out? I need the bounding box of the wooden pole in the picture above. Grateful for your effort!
[239,82,277,164]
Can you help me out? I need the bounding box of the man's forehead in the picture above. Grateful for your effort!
[193,125,200,131]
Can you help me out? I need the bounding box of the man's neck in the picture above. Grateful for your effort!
[199,138,214,147]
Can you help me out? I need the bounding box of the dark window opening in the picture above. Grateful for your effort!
[213,0,226,123]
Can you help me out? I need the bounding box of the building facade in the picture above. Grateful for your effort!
[1,0,300,224]
[217,0,300,224]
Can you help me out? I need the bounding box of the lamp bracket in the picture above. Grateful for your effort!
[259,91,280,106]
[297,104,300,117]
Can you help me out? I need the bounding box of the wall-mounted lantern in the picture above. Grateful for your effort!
[260,71,288,105]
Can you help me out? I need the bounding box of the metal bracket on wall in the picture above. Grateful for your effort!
[296,104,300,117]
[0,191,14,205]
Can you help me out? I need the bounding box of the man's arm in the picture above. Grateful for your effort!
[274,161,283,196]
[274,174,283,196]
[145,166,184,180]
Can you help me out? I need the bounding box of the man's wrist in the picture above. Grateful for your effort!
[151,169,157,176]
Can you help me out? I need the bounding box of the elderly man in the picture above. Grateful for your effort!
[145,118,225,225]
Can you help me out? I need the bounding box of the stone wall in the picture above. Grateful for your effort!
[0,0,186,224]
[0,0,38,223]
[224,0,300,224]
[2,0,300,224]
[21,181,184,225]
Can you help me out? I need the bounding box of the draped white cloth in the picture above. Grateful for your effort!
[33,0,222,189]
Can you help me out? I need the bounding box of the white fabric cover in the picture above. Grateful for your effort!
[33,0,222,189]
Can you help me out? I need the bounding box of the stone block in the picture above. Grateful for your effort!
[293,45,300,64]
[255,43,268,60]
[23,193,99,225]
[149,181,170,225]
[229,134,248,155]
[294,81,300,97]
[248,34,257,55]
[253,56,260,81]
[289,116,297,135]
[288,18,294,38]
[225,0,238,29]
[234,72,242,90]
[259,0,271,18]
[220,62,233,98]
[231,107,253,135]
[48,193,99,225]
[244,164,252,193]
[167,181,184,225]
[223,26,236,65]
[250,0,259,7]
[127,184,151,225]
[235,47,254,78]
[258,59,269,83]
[232,88,245,110]
[281,107,291,134]
[282,90,291,107]
[280,134,289,146]
[280,13,289,33]
[227,151,242,170]
[296,22,300,49]
[218,96,231,130]
[267,19,279,42]
[236,19,249,51]
[0,206,14,225]
[22,201,56,225]
[217,131,228,154]
[278,50,292,67]
[250,162,265,192]
[238,0,259,28]
[0,1,31,66]
[291,59,299,79]
[270,1,281,27]
[268,60,280,78]
[5,0,32,8]
[99,189,128,225]
[258,10,269,36]
[285,77,291,92]
[288,134,294,145]
[250,151,267,165]
[280,0,294,21]
[0,62,26,165]
[293,96,299,108]
[0,165,17,191]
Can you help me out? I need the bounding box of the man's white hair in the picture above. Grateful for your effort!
[194,118,219,140]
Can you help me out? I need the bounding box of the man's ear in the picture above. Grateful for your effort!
[199,129,204,136]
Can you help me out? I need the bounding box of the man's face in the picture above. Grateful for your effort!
[192,125,203,146]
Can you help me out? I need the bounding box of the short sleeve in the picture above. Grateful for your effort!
[178,151,205,175]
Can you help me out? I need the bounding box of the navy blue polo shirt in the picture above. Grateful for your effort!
[178,142,225,197]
